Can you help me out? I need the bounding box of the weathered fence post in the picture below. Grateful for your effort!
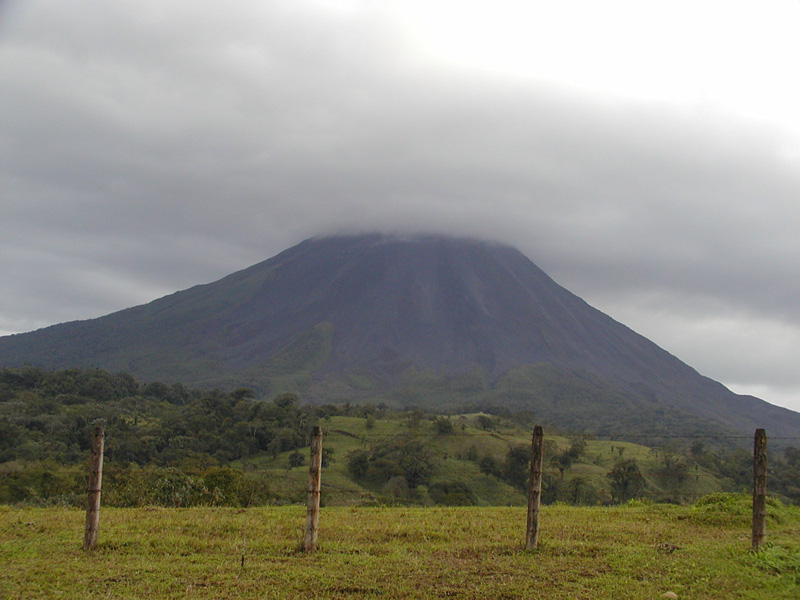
[83,420,105,550]
[526,425,544,550]
[751,428,767,551]
[303,425,323,553]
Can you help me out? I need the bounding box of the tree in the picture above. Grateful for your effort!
[479,454,501,477]
[653,445,690,501]
[274,392,298,409]
[288,451,305,469]
[690,440,705,457]
[565,476,589,505]
[321,447,335,468]
[476,415,495,431]
[607,458,646,502]
[550,450,575,480]
[465,444,479,462]
[502,445,530,490]
[567,436,586,460]
[232,387,255,401]
[434,417,453,434]
[347,449,370,480]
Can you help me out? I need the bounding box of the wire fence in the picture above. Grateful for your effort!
[77,424,775,553]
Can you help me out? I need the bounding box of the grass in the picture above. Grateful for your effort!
[2,498,799,599]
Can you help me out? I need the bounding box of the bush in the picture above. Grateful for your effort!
[434,417,453,435]
[346,434,437,488]
[429,481,476,506]
[288,451,305,469]
[689,493,786,526]
[100,465,291,507]
[152,469,210,507]
[479,455,501,477]
[382,476,411,503]
[203,467,243,505]
[0,464,81,504]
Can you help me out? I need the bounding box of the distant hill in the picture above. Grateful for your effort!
[2,233,798,440]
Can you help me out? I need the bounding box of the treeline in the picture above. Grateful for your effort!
[0,366,346,506]
[0,366,321,465]
[2,367,799,507]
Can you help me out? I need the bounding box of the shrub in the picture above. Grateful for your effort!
[429,481,476,506]
[288,451,305,469]
[434,417,453,434]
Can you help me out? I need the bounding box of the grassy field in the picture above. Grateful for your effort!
[2,495,799,599]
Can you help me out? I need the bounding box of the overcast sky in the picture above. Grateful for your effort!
[2,0,799,412]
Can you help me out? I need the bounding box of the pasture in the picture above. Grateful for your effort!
[2,495,799,599]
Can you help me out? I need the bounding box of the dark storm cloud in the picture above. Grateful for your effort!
[2,0,799,409]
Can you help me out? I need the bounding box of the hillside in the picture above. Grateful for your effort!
[7,368,800,508]
[1,234,799,439]
[239,414,732,508]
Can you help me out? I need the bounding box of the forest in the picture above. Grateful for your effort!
[2,366,799,507]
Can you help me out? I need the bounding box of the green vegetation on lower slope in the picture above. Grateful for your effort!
[3,367,800,508]
[304,363,740,444]
[2,498,799,599]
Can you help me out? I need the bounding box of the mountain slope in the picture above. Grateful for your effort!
[1,233,798,439]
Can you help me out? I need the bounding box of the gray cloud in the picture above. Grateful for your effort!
[2,0,800,411]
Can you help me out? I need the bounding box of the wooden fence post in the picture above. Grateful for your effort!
[752,428,767,551]
[526,425,544,550]
[303,426,323,553]
[83,420,105,550]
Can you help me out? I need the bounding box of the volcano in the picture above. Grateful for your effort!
[2,233,797,439]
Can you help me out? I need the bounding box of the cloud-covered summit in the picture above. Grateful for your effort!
[2,0,799,410]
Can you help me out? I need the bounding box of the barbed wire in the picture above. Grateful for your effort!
[324,427,800,442]
[581,434,800,441]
